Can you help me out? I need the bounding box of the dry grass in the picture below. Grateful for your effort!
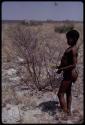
[2,21,83,124]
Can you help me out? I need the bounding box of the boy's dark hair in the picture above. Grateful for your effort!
[66,30,79,42]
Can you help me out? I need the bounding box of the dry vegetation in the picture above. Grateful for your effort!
[2,20,83,124]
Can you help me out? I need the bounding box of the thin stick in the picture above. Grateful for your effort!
[57,64,75,71]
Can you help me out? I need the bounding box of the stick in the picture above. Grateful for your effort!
[57,64,75,71]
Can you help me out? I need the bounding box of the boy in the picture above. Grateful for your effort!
[57,30,79,115]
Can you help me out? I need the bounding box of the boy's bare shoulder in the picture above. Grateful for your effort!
[66,46,77,52]
[65,46,78,56]
[72,46,78,54]
[71,46,78,57]
[65,47,72,53]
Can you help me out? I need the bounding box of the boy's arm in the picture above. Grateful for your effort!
[67,48,77,70]
[72,48,77,68]
[57,48,77,73]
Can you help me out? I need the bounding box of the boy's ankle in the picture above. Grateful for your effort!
[63,107,68,113]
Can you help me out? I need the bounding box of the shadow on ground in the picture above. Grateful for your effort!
[37,101,61,116]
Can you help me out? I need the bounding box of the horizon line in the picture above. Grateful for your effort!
[2,19,83,22]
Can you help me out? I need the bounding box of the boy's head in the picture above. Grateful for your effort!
[66,30,79,46]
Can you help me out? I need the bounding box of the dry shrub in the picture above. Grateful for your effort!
[7,24,62,90]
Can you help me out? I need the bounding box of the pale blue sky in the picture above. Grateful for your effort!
[2,1,83,21]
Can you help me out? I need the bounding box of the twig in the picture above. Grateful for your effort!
[58,64,75,71]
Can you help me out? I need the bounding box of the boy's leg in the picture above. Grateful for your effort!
[66,82,72,115]
[57,80,69,112]
[57,93,67,112]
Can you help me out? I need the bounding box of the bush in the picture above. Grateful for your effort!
[7,24,62,91]
[54,25,74,33]
[20,20,30,26]
[30,21,43,26]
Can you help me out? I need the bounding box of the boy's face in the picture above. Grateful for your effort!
[67,37,74,46]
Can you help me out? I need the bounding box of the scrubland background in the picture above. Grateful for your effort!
[2,20,83,124]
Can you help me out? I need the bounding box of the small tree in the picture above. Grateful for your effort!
[8,24,43,90]
[8,24,63,91]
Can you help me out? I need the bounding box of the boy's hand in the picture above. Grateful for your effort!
[56,65,59,69]
[57,69,61,74]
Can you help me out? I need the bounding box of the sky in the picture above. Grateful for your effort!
[2,1,83,21]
